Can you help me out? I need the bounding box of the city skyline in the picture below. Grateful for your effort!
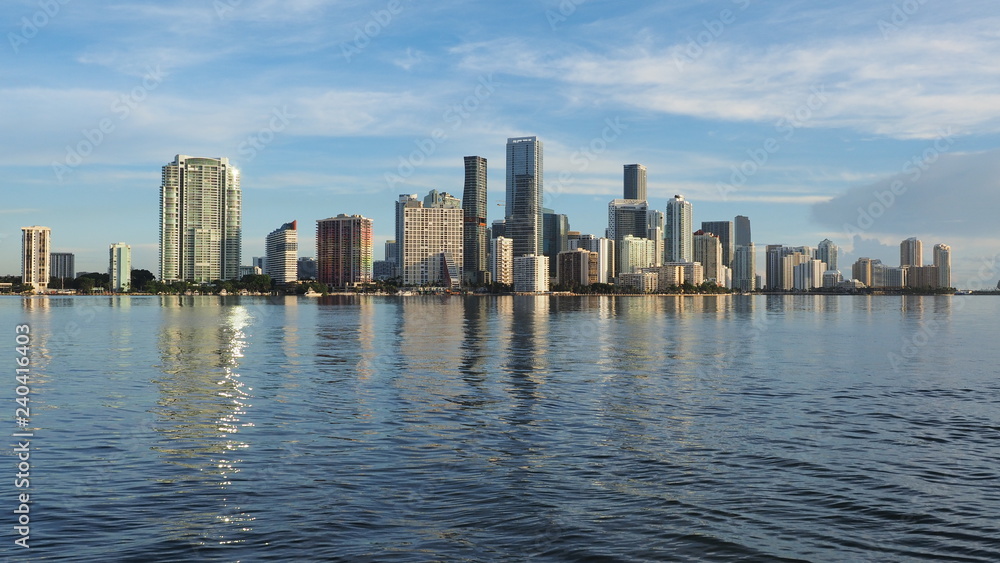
[3,2,1000,287]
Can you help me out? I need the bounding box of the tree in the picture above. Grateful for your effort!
[131,269,155,291]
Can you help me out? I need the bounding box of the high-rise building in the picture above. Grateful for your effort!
[513,254,548,293]
[793,259,825,290]
[297,257,317,280]
[557,248,598,288]
[266,220,298,285]
[646,209,665,266]
[623,164,647,200]
[462,156,489,284]
[396,194,419,265]
[619,235,659,275]
[766,245,811,290]
[109,242,131,292]
[21,226,51,292]
[491,219,506,240]
[490,236,514,286]
[852,257,875,287]
[873,261,907,288]
[317,214,373,288]
[50,252,74,283]
[734,215,752,247]
[384,240,398,263]
[781,248,812,291]
[701,221,734,268]
[424,189,461,209]
[399,195,463,287]
[816,239,838,272]
[733,244,756,291]
[505,136,543,258]
[823,270,844,288]
[542,208,569,276]
[159,155,241,282]
[251,256,266,273]
[571,235,613,284]
[900,237,923,267]
[693,230,723,284]
[608,199,649,276]
[906,266,941,289]
[933,243,951,288]
[665,195,693,263]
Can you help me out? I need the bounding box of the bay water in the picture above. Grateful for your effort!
[4,295,999,561]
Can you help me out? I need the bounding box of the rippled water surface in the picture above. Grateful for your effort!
[4,294,1000,561]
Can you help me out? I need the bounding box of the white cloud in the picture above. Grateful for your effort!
[453,17,1000,139]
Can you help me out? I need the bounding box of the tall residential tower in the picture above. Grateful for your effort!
[665,195,693,263]
[21,226,51,292]
[462,156,489,284]
[266,221,299,285]
[623,164,647,200]
[159,155,242,282]
[317,215,373,288]
[505,136,543,258]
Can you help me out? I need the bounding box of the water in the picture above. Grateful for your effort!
[3,294,999,561]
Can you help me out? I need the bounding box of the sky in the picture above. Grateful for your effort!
[2,0,999,288]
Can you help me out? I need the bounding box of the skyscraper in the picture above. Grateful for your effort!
[608,199,649,276]
[490,236,514,286]
[266,221,298,285]
[693,230,723,283]
[462,156,489,284]
[424,189,461,209]
[49,252,74,284]
[735,215,752,247]
[647,209,665,268]
[542,208,569,276]
[816,238,838,271]
[623,164,647,200]
[399,194,463,288]
[109,242,131,292]
[733,244,756,291]
[665,195,693,263]
[572,235,613,284]
[933,243,952,288]
[852,257,875,287]
[159,155,241,282]
[701,220,734,267]
[513,255,548,293]
[505,136,543,258]
[317,214,373,288]
[395,194,418,265]
[21,226,51,292]
[900,237,923,267]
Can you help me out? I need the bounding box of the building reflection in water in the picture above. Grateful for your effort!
[153,298,254,546]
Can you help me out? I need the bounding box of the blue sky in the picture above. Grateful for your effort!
[2,0,999,287]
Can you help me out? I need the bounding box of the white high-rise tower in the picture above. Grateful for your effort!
[159,155,242,282]
[665,195,693,263]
